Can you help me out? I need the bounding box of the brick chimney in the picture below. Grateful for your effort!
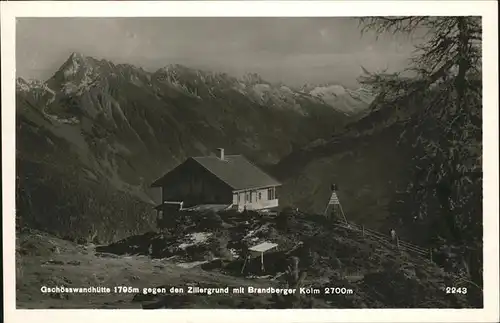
[217,148,225,161]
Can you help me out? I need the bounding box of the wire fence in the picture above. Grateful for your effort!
[331,219,432,260]
[326,216,483,295]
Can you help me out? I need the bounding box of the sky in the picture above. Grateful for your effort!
[16,17,418,88]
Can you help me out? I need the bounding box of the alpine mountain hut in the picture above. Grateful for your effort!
[151,149,281,222]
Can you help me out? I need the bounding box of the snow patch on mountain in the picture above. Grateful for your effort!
[310,84,347,97]
[52,53,103,96]
[280,85,294,94]
[63,53,84,78]
[252,83,272,100]
[16,78,55,96]
[305,83,374,115]
[309,85,348,109]
[240,73,267,86]
[16,77,58,109]
[346,87,374,105]
[46,114,80,125]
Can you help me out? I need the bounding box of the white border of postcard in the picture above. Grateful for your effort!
[2,1,499,322]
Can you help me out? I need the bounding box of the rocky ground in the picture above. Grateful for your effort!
[16,209,479,309]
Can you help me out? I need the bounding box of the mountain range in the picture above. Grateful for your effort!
[16,52,374,242]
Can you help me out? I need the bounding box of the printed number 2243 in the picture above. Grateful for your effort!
[446,287,467,294]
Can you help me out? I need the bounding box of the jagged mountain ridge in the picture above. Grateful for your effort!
[299,82,374,116]
[16,52,368,242]
[21,53,373,116]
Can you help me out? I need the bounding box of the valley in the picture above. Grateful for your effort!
[16,53,374,243]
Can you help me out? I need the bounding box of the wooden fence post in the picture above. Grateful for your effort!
[362,225,365,237]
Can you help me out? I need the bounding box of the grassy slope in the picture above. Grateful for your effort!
[17,159,156,243]
[16,211,479,309]
[16,103,156,243]
[16,229,276,309]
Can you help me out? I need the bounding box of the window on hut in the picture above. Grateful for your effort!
[267,187,275,200]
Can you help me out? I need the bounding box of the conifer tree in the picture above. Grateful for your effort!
[358,17,483,300]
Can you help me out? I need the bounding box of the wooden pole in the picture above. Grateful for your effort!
[338,203,349,225]
[261,252,265,272]
[323,204,330,218]
[362,225,365,237]
[241,255,249,274]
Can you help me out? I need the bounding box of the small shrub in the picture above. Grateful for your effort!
[199,211,224,230]
[276,210,294,231]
